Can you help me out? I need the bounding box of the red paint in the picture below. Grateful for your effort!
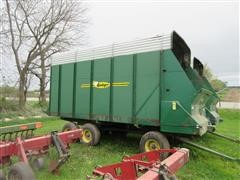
[92,148,189,180]
[0,129,82,165]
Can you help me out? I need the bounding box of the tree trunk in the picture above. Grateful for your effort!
[39,77,46,104]
[39,56,46,104]
[19,72,26,107]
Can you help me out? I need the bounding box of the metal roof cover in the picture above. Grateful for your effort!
[51,32,174,66]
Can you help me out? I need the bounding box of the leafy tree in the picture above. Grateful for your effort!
[203,64,226,91]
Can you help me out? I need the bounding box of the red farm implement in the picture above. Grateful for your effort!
[0,123,82,180]
[0,122,43,142]
[89,148,189,180]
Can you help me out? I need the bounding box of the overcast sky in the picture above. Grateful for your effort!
[1,0,239,88]
[85,0,239,86]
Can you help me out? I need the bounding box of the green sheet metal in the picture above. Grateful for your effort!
[49,65,59,115]
[49,32,212,136]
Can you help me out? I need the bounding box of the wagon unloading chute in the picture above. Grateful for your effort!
[192,57,220,125]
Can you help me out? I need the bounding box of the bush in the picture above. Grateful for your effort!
[0,86,18,98]
[0,98,20,112]
[210,79,226,92]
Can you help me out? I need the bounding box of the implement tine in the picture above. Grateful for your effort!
[31,130,34,138]
[8,133,11,142]
[3,134,6,141]
[26,130,29,139]
[15,132,18,140]
[9,133,13,141]
[21,131,24,139]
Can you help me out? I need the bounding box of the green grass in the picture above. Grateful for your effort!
[0,109,239,180]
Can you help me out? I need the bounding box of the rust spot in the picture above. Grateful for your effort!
[20,125,28,130]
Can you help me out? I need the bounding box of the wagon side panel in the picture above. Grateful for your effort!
[49,65,60,116]
[112,55,134,123]
[75,61,92,119]
[135,51,160,126]
[59,63,75,117]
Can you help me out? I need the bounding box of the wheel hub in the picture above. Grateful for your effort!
[83,129,93,143]
[145,139,161,151]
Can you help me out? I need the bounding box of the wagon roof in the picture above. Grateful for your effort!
[51,31,189,66]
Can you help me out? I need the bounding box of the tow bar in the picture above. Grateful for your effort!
[177,136,240,162]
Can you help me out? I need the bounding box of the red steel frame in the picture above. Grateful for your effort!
[0,129,82,165]
[92,148,189,180]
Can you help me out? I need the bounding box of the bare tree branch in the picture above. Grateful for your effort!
[2,0,88,106]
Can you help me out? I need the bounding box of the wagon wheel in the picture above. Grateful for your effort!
[139,131,170,159]
[8,162,35,180]
[62,122,77,132]
[82,123,101,146]
[62,122,79,145]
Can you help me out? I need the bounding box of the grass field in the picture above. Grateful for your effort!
[0,109,239,180]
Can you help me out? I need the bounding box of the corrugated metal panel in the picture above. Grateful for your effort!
[51,33,172,66]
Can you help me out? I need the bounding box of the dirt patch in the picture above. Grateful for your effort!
[222,88,240,102]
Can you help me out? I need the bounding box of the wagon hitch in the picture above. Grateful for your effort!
[49,131,70,174]
[178,137,240,162]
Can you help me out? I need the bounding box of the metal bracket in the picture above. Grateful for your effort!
[49,131,70,174]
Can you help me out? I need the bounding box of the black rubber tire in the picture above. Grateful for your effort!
[0,169,5,180]
[139,131,170,159]
[62,122,77,132]
[8,162,35,180]
[82,123,101,146]
[32,157,44,171]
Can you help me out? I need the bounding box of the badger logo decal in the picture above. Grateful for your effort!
[93,81,110,88]
[81,81,129,89]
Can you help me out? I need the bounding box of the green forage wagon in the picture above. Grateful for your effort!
[49,31,219,151]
